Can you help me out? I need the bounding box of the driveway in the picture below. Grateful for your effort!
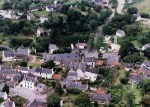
[10,85,47,105]
[117,0,125,14]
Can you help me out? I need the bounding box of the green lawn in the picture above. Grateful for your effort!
[0,0,3,8]
[63,0,82,5]
[28,62,41,68]
[113,69,126,86]
[33,10,49,16]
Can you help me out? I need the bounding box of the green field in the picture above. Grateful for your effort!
[0,0,3,8]
[126,0,150,15]
[33,10,49,16]
[63,0,81,5]
[131,40,142,48]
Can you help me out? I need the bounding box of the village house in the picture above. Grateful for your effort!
[75,43,87,50]
[139,61,150,78]
[134,13,141,21]
[45,6,54,12]
[16,66,29,74]
[29,100,46,107]
[0,99,15,107]
[67,69,77,81]
[27,13,35,21]
[84,57,96,68]
[2,49,15,62]
[0,92,8,100]
[84,69,98,82]
[20,75,38,90]
[40,16,48,23]
[30,68,54,79]
[4,10,18,19]
[61,79,88,91]
[15,47,30,61]
[37,28,45,37]
[129,72,142,84]
[116,29,126,37]
[36,83,48,93]
[49,44,59,54]
[92,89,111,105]
[0,66,16,79]
[91,0,109,6]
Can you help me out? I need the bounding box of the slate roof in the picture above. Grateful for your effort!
[19,67,29,71]
[29,100,44,107]
[16,47,29,55]
[4,49,14,57]
[49,44,58,50]
[23,75,37,83]
[92,93,111,105]
[1,100,14,107]
[129,72,142,83]
[37,83,47,89]
[11,72,23,83]
[143,61,150,68]
[37,28,44,33]
[62,79,88,90]
[84,57,95,62]
[116,29,125,35]
[34,68,53,74]
[27,13,35,19]
[0,92,6,98]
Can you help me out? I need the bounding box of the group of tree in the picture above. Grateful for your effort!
[41,60,55,69]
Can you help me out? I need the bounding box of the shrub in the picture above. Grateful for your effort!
[67,88,82,94]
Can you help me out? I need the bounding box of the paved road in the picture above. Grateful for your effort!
[117,0,125,14]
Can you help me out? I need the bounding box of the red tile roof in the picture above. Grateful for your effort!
[52,74,62,80]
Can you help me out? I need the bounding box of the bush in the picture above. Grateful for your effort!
[67,88,82,94]
[140,13,150,18]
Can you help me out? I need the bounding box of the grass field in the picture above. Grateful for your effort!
[113,70,126,86]
[131,40,142,48]
[0,0,3,8]
[33,10,49,16]
[127,0,150,15]
[63,0,81,5]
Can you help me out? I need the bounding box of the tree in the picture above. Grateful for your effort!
[127,7,138,14]
[143,48,150,59]
[41,60,55,69]
[47,93,61,107]
[120,77,129,84]
[125,92,135,107]
[75,92,91,107]
[119,41,138,58]
[54,82,64,95]
[139,79,150,94]
[2,84,9,94]
[89,20,98,31]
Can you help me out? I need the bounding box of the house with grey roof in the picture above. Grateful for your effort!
[142,43,150,50]
[0,92,7,100]
[27,13,35,21]
[29,99,46,107]
[2,49,15,62]
[139,61,150,78]
[19,75,38,90]
[91,0,109,6]
[9,72,24,87]
[15,47,30,61]
[61,79,88,91]
[129,72,142,84]
[36,83,47,93]
[30,68,54,79]
[49,44,59,54]
[16,66,29,74]
[0,99,15,107]
[92,92,111,105]
[37,28,45,37]
[116,29,125,37]
[84,57,96,68]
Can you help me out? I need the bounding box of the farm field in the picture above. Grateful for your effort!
[63,0,82,5]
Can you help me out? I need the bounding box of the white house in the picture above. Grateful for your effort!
[49,44,59,54]
[75,43,87,49]
[134,13,141,21]
[2,49,15,62]
[46,6,54,12]
[4,10,17,19]
[77,69,85,80]
[84,57,96,68]
[16,66,29,74]
[36,28,45,37]
[31,68,54,79]
[116,29,125,37]
[84,71,98,82]
[0,92,7,100]
[40,16,48,23]
[20,75,37,90]
[0,99,15,107]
